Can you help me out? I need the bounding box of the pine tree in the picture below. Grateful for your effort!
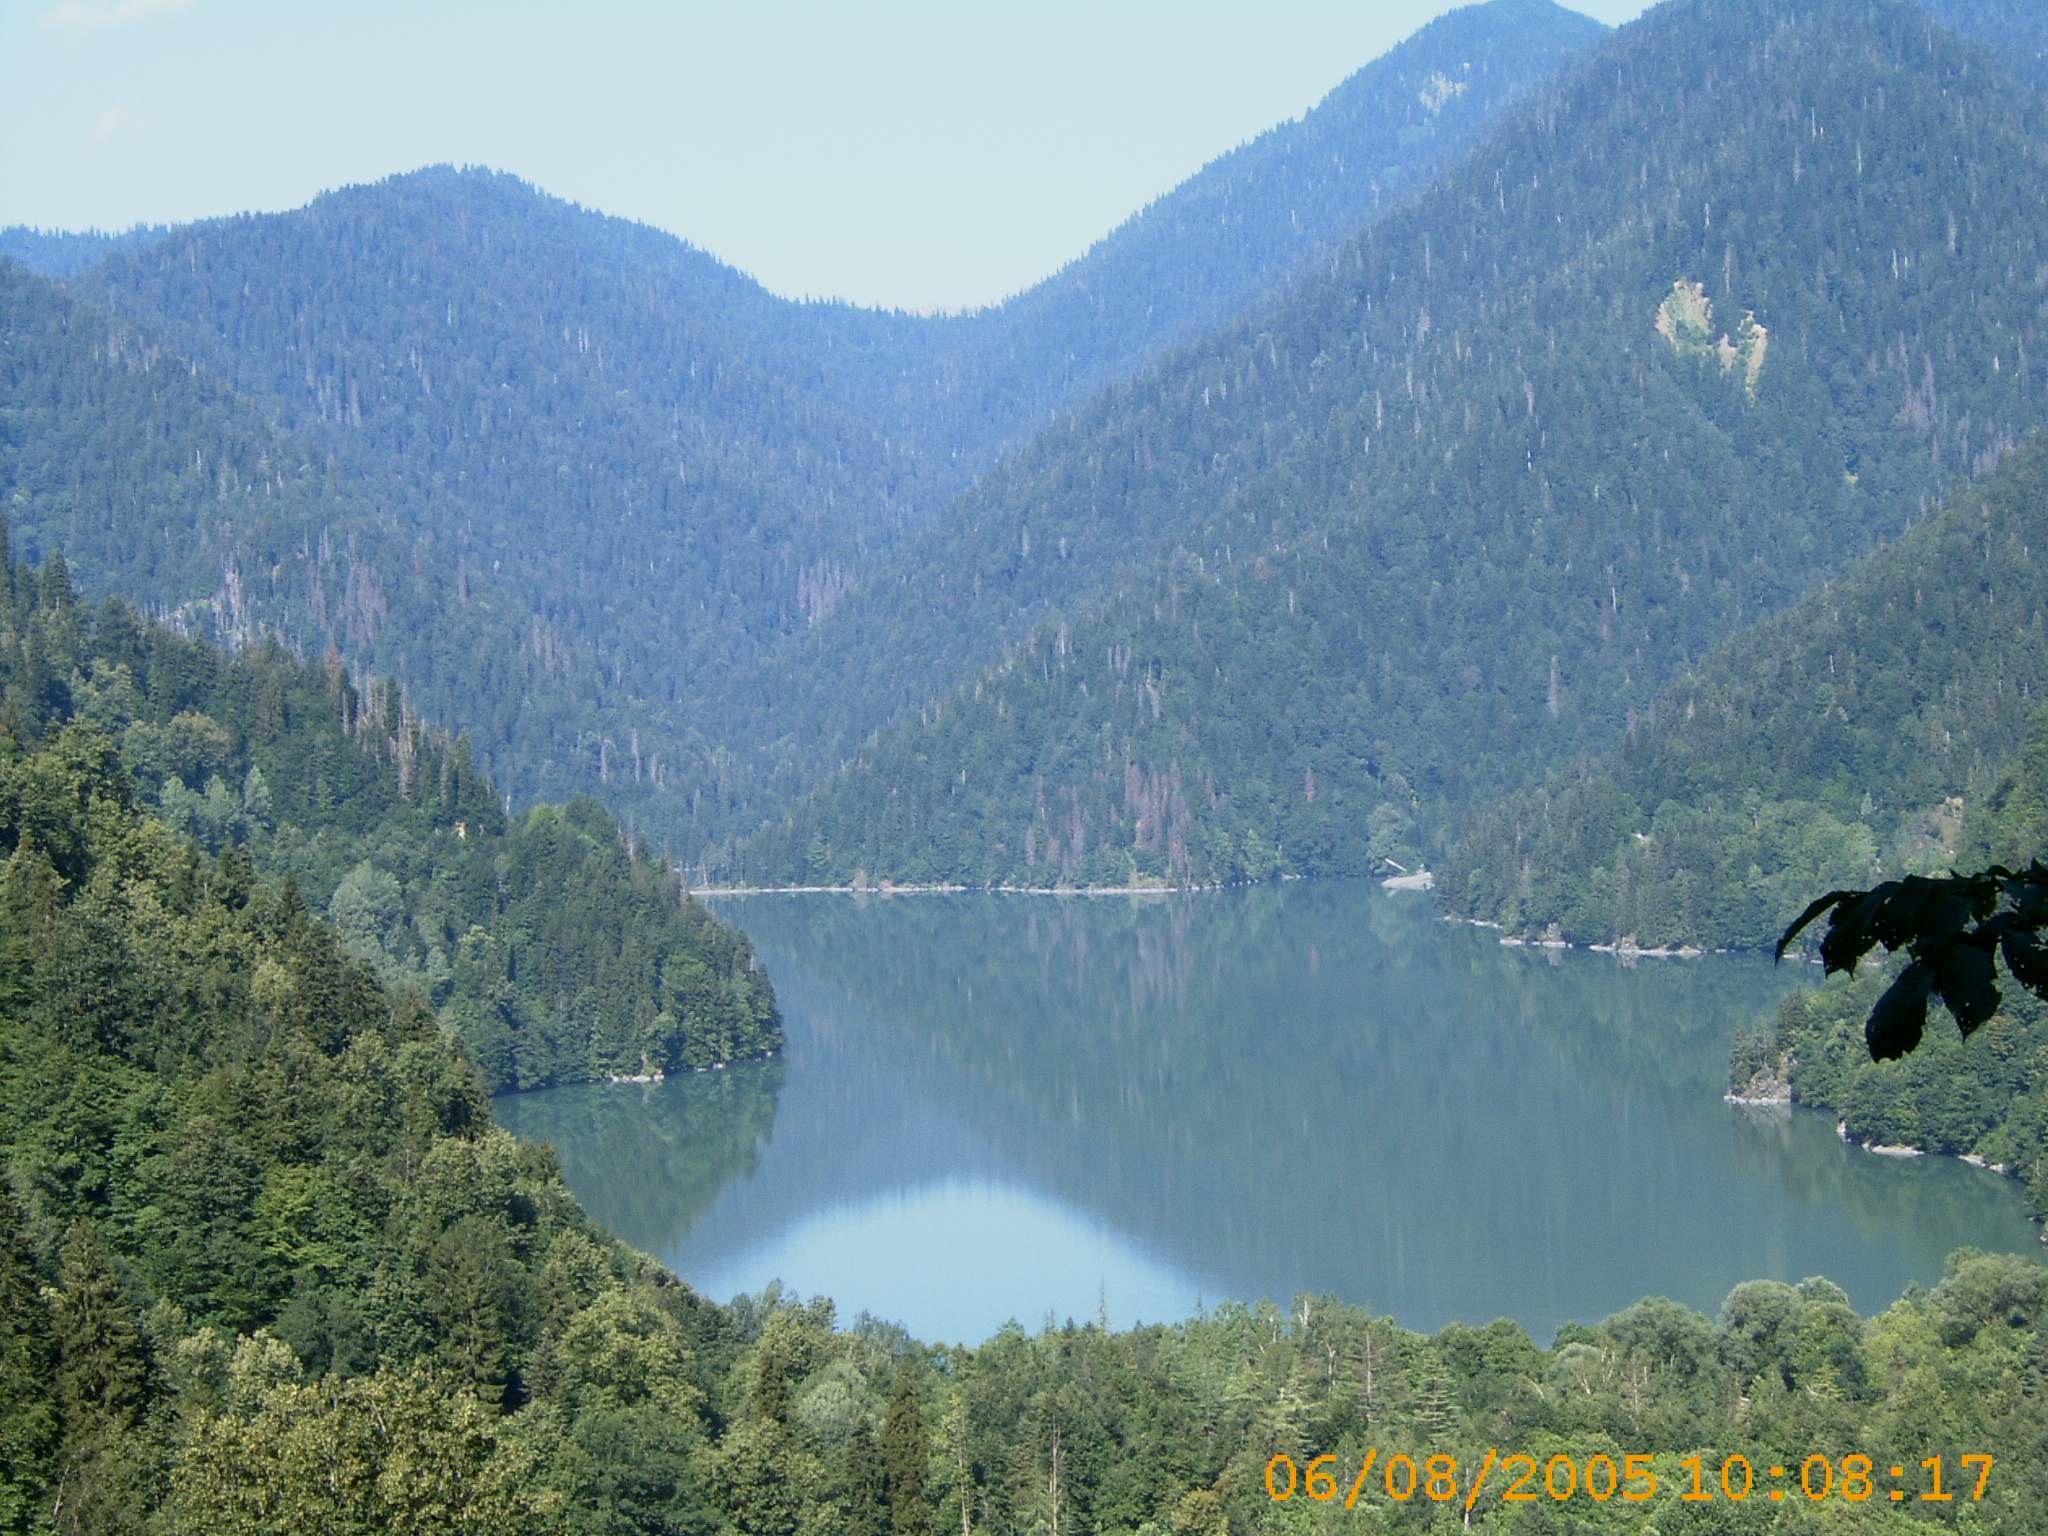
[0,1192,57,1534]
[1414,1350,1457,1446]
[0,838,65,1011]
[842,1417,888,1536]
[882,1361,929,1536]
[49,1220,144,1433]
[39,552,72,614]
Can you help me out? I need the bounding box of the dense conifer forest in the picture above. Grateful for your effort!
[12,0,2048,897]
[0,0,1599,869]
[1441,436,2048,949]
[737,0,2048,890]
[3,552,2046,1528]
[0,526,777,1090]
[9,0,2048,1527]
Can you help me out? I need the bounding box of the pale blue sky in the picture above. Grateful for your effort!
[2,0,1649,311]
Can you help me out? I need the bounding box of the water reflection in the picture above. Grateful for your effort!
[497,883,2040,1344]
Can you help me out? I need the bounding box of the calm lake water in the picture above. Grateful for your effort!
[495,882,2042,1345]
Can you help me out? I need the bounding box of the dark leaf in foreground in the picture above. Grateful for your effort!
[1866,963,1933,1061]
[1779,862,2048,1060]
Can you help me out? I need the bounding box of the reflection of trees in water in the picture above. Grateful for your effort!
[494,1060,783,1257]
[730,884,1792,1152]
[718,887,2031,1330]
[1723,1103,2024,1252]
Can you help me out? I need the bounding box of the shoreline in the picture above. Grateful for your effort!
[688,881,1206,897]
[1835,1117,2012,1172]
[688,871,1479,900]
[1444,911,1825,964]
[1726,1058,2025,1203]
[1726,1096,2028,1217]
[689,879,1824,966]
[493,1047,781,1096]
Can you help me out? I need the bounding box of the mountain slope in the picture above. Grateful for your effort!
[932,0,1607,455]
[4,2,1603,863]
[0,226,166,278]
[1922,0,2048,88]
[1438,433,2048,949]
[0,510,778,1088]
[0,259,568,792]
[740,0,2048,888]
[7,731,2046,1527]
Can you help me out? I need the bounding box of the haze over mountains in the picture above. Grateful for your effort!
[7,0,2048,923]
[1,0,1597,852]
[0,0,1597,856]
[739,0,2048,887]
[20,3,2048,1527]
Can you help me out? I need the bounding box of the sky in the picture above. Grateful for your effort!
[2,0,1652,313]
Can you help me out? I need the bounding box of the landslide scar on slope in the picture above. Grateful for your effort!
[1655,277,1768,399]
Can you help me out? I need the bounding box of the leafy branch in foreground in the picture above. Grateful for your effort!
[1777,863,2048,1061]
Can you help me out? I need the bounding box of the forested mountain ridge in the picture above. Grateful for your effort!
[0,259,430,652]
[5,660,2048,1527]
[739,0,2048,889]
[1441,436,2048,950]
[0,227,165,280]
[1,1,1605,865]
[0,515,777,1091]
[1921,0,2048,88]
[31,168,932,818]
[927,0,1607,449]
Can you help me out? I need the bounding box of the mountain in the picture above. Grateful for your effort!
[0,226,166,279]
[3,586,2046,1525]
[737,0,2048,889]
[929,0,1608,455]
[1439,434,2048,948]
[1922,0,2048,88]
[1,0,1604,865]
[0,516,778,1089]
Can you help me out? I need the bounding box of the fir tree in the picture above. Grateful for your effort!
[883,1360,929,1536]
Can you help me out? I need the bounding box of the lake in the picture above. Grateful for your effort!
[495,881,2042,1345]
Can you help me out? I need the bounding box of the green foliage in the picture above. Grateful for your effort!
[746,0,2048,889]
[1445,431,2048,948]
[0,1193,55,1534]
[881,1361,928,1536]
[0,640,746,1530]
[0,4,1595,881]
[0,528,778,1090]
[169,1367,561,1534]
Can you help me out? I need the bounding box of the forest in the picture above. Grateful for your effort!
[2,562,2045,1530]
[1441,436,2048,950]
[10,0,2048,905]
[0,0,1595,875]
[0,524,777,1091]
[8,0,2048,1528]
[8,1,2048,911]
[735,0,2048,890]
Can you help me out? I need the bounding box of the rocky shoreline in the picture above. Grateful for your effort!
[601,1047,779,1086]
[1834,1118,2013,1170]
[686,880,1208,897]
